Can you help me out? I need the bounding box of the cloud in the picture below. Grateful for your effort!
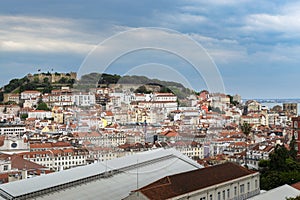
[78,28,226,93]
[242,2,300,38]
[0,15,98,54]
[187,33,247,64]
[0,1,299,98]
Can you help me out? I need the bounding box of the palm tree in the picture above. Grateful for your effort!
[240,122,252,167]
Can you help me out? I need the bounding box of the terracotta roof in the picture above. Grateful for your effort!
[104,111,114,116]
[160,130,179,137]
[135,162,257,200]
[73,131,101,137]
[291,182,300,190]
[30,141,71,149]
[0,173,8,183]
[21,90,40,93]
[0,136,5,147]
[0,154,46,170]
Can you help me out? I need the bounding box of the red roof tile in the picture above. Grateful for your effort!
[291,182,300,190]
[135,162,257,200]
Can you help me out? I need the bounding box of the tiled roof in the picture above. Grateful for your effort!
[135,162,257,199]
[160,130,179,137]
[11,154,46,170]
[21,90,40,94]
[30,141,72,149]
[291,181,300,190]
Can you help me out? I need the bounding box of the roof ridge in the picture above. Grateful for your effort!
[140,176,172,192]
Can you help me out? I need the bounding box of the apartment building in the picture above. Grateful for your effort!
[19,148,89,171]
[20,90,41,100]
[126,162,260,200]
[0,124,26,137]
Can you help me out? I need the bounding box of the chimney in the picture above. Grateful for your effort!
[22,169,27,180]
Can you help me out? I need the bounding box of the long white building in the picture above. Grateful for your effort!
[0,149,202,200]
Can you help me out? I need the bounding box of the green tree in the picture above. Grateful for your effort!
[0,92,3,102]
[258,159,270,173]
[240,122,252,166]
[58,77,67,84]
[240,122,251,139]
[42,85,53,94]
[259,144,300,190]
[36,102,50,111]
[33,77,40,83]
[43,77,49,83]
[269,145,290,171]
[68,78,75,85]
[20,113,28,120]
[289,135,297,160]
[159,86,172,93]
[135,85,151,94]
[20,82,37,92]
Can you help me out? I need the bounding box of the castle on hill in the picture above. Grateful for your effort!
[26,72,77,83]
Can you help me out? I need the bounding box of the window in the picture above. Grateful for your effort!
[247,182,250,191]
[234,186,237,196]
[3,165,8,171]
[240,184,245,194]
[255,180,258,188]
[218,192,221,200]
[227,189,230,198]
[222,190,225,200]
[209,194,213,200]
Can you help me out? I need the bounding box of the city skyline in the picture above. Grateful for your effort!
[1,1,300,99]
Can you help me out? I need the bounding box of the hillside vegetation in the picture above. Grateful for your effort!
[0,72,75,102]
[0,72,196,102]
[78,73,195,99]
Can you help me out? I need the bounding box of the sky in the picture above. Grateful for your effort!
[1,0,300,99]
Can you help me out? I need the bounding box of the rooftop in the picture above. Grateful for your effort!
[248,184,300,200]
[134,162,257,200]
[0,148,202,200]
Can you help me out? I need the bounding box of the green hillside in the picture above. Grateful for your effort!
[78,73,195,99]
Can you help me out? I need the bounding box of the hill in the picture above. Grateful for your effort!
[77,73,195,99]
[0,72,76,102]
[0,72,196,102]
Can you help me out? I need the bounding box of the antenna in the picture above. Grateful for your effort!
[136,156,139,192]
[105,156,107,175]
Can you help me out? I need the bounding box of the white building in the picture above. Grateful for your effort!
[28,110,52,120]
[0,149,203,199]
[73,131,126,147]
[73,93,96,106]
[153,92,177,102]
[110,92,135,104]
[126,162,260,200]
[19,148,89,171]
[0,136,29,154]
[21,90,41,100]
[172,143,204,159]
[0,125,26,137]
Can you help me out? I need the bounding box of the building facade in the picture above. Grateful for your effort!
[292,117,300,156]
[126,162,260,200]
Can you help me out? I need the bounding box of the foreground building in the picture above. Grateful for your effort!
[126,162,260,200]
[249,184,300,200]
[0,148,202,200]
